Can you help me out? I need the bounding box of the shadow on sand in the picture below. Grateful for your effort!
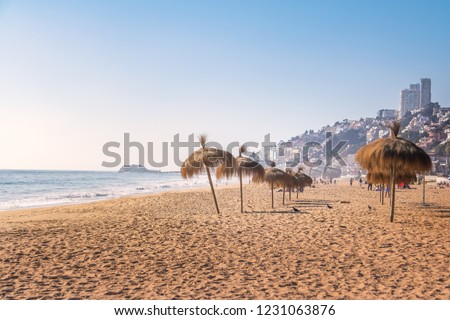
[244,209,310,214]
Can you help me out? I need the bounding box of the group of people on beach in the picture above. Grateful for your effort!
[349,177,364,187]
[348,177,392,196]
[314,178,337,185]
[437,181,450,188]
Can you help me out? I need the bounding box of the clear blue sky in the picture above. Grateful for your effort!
[0,0,449,170]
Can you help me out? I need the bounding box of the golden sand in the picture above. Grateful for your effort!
[0,183,449,299]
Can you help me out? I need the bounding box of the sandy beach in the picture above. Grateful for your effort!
[0,183,449,300]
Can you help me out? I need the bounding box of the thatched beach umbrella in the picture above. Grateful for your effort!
[294,175,304,199]
[217,145,264,213]
[181,135,236,214]
[295,167,313,198]
[296,168,313,186]
[290,175,304,200]
[355,121,432,222]
[285,168,296,201]
[263,162,291,208]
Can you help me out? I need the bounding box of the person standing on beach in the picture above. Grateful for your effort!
[385,186,390,198]
[349,178,353,186]
[368,183,372,191]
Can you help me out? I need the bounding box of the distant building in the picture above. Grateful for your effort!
[420,78,431,109]
[366,127,380,143]
[400,83,420,117]
[377,109,397,120]
[378,129,390,139]
[445,128,450,141]
[425,102,440,115]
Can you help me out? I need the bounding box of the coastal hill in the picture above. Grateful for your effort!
[275,104,449,177]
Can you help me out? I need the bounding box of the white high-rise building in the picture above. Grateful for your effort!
[410,83,420,93]
[399,83,420,117]
[420,78,431,109]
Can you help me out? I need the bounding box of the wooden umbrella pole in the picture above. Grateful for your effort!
[271,180,274,209]
[297,188,299,199]
[289,188,291,201]
[422,176,426,206]
[239,167,243,213]
[282,188,285,205]
[206,166,220,214]
[381,183,384,205]
[379,184,382,202]
[390,165,396,222]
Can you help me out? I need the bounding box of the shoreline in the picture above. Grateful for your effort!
[0,178,240,214]
[0,182,240,228]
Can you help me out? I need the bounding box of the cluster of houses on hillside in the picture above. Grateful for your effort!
[260,104,450,178]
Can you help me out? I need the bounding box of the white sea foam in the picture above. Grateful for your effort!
[0,170,237,211]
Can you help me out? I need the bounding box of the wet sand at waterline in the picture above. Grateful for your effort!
[0,184,449,299]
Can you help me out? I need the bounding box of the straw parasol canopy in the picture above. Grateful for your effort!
[216,145,265,182]
[290,175,303,200]
[217,145,265,213]
[355,121,432,222]
[285,168,300,201]
[294,167,313,198]
[181,135,236,214]
[263,162,291,208]
[295,167,313,187]
[355,122,431,176]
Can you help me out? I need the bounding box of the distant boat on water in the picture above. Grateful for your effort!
[118,164,160,173]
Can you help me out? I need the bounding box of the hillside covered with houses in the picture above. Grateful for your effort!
[273,104,450,178]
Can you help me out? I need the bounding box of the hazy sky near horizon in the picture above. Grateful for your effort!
[1,0,449,170]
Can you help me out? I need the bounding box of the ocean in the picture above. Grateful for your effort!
[0,170,217,211]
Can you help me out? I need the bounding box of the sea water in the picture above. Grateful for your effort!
[0,170,217,211]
